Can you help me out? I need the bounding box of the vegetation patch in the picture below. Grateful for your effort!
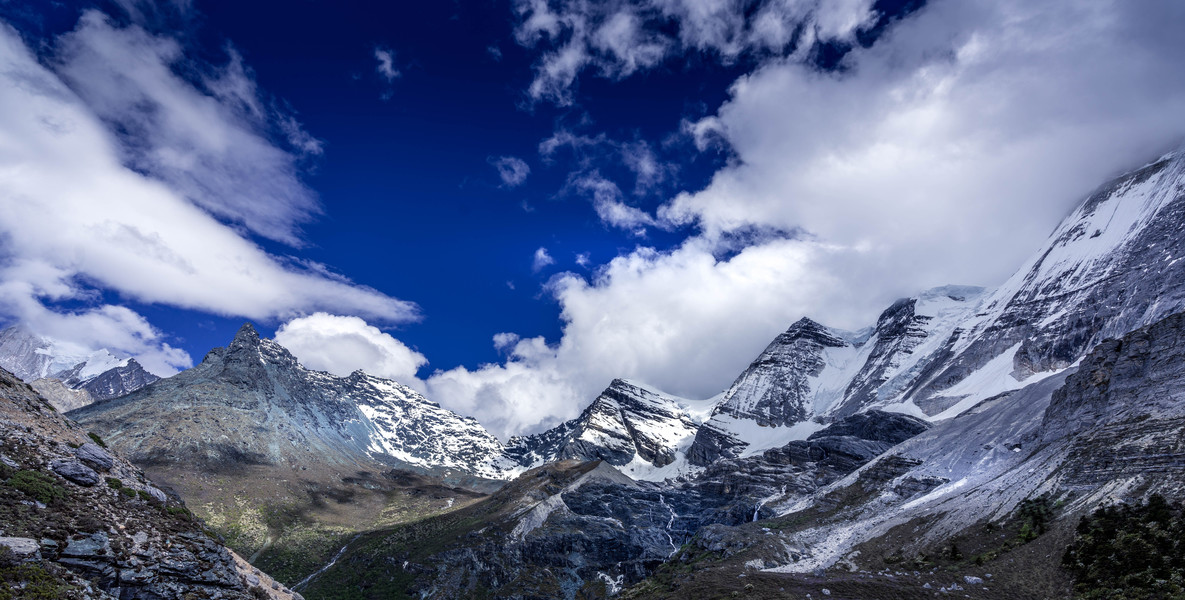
[1062,494,1185,599]
[6,470,67,505]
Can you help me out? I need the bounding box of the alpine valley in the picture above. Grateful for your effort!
[4,148,1185,599]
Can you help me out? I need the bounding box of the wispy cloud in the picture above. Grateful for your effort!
[373,46,401,100]
[374,46,400,81]
[565,171,657,236]
[53,12,322,246]
[532,247,555,272]
[489,155,531,187]
[512,0,878,105]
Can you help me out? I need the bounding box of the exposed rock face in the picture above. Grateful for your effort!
[684,411,931,522]
[682,308,1185,582]
[29,377,95,413]
[507,379,710,480]
[0,366,291,599]
[719,318,852,427]
[72,323,516,483]
[1038,309,1185,490]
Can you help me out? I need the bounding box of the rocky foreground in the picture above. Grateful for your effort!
[0,367,294,599]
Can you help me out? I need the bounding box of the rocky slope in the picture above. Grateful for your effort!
[624,307,1185,599]
[0,365,296,599]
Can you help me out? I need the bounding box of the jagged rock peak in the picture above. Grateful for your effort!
[778,317,849,348]
[231,322,261,346]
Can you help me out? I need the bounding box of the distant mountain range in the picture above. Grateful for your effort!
[7,149,1185,597]
[0,326,159,411]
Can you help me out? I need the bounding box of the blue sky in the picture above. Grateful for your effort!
[2,0,1184,437]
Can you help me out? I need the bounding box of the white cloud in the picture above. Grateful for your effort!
[513,0,877,105]
[374,46,400,82]
[490,155,531,187]
[275,313,427,389]
[427,0,1185,439]
[532,247,556,272]
[53,12,322,246]
[567,172,657,235]
[660,0,1185,298]
[426,237,837,438]
[492,332,521,351]
[0,18,416,372]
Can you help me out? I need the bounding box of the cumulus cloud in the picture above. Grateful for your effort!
[490,155,531,187]
[532,247,556,272]
[0,18,416,372]
[426,0,1185,439]
[513,0,877,104]
[426,237,837,438]
[275,313,427,389]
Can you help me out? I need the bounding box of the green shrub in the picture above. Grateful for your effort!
[1017,493,1055,542]
[119,486,137,498]
[1062,494,1185,599]
[6,470,66,505]
[138,489,153,502]
[106,477,123,490]
[0,561,68,600]
[87,432,107,448]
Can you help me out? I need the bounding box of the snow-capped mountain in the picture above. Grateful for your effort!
[683,150,1185,466]
[63,150,1185,488]
[0,325,160,409]
[686,288,984,465]
[506,379,716,481]
[72,323,517,482]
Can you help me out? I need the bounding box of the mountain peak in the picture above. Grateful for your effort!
[777,317,848,349]
[232,322,260,346]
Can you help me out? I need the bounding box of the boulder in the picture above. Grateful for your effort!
[50,458,100,486]
[74,442,114,472]
[0,536,39,559]
[144,486,167,504]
